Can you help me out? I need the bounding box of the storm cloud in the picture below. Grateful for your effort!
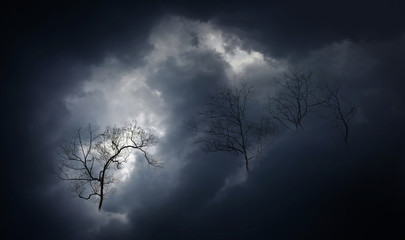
[3,2,405,239]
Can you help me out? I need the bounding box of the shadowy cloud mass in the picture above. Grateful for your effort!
[3,1,405,239]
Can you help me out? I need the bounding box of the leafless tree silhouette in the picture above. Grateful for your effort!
[57,121,160,210]
[187,82,274,172]
[324,81,357,145]
[269,68,326,130]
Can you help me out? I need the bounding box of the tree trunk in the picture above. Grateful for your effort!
[244,154,249,172]
[98,171,105,211]
[344,121,349,146]
[98,194,103,211]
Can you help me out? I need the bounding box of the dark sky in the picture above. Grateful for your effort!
[3,1,405,239]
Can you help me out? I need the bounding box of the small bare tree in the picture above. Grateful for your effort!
[269,68,325,130]
[57,121,160,210]
[324,81,357,145]
[187,82,273,172]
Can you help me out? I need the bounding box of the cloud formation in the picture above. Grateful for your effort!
[3,2,405,239]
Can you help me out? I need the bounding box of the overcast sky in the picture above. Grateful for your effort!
[3,1,405,239]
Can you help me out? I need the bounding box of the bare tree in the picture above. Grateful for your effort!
[269,68,325,130]
[57,121,160,210]
[324,81,357,145]
[187,82,273,172]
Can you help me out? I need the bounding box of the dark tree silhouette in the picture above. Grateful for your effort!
[324,81,357,145]
[269,68,325,130]
[187,82,273,172]
[57,121,160,210]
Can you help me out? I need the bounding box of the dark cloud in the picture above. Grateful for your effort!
[166,1,404,58]
[3,1,405,239]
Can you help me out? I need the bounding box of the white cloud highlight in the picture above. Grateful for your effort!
[61,15,285,212]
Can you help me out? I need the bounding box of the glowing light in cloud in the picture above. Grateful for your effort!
[63,15,282,188]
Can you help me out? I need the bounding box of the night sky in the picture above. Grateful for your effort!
[3,1,405,239]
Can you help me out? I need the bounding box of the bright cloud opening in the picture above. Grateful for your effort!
[63,15,282,190]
